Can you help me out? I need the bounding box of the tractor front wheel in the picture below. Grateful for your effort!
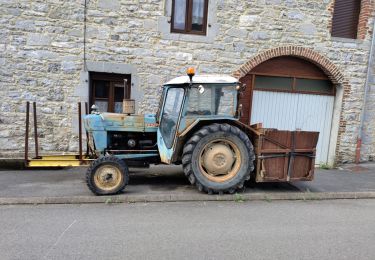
[86,156,129,195]
[182,123,255,194]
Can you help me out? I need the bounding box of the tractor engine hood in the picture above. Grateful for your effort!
[84,112,158,133]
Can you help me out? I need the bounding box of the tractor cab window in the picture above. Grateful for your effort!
[160,87,185,148]
[187,84,237,116]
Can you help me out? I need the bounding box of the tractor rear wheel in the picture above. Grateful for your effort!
[182,123,255,194]
[86,156,129,195]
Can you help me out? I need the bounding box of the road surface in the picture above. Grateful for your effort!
[1,200,375,260]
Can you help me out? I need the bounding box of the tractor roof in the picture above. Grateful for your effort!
[164,75,239,85]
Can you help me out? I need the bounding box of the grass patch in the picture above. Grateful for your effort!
[234,193,244,203]
[105,198,113,204]
[319,163,331,170]
[264,195,272,203]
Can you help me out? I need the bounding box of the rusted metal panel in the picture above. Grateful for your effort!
[289,131,319,181]
[254,128,319,182]
[97,113,146,133]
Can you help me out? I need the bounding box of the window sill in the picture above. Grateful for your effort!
[170,29,207,36]
[158,16,218,43]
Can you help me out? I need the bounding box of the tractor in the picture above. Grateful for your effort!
[83,68,319,195]
[84,68,256,195]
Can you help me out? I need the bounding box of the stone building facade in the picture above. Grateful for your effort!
[0,0,374,165]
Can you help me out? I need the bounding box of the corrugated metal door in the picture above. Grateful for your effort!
[251,91,334,164]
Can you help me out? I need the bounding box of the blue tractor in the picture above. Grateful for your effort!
[84,68,256,195]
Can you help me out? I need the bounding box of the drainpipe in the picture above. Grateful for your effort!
[83,0,88,71]
[356,18,375,164]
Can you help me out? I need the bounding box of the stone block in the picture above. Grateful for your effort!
[111,35,120,40]
[0,138,19,150]
[98,0,120,10]
[61,61,76,72]
[227,28,248,39]
[144,19,156,30]
[195,52,216,62]
[15,20,35,31]
[176,52,193,61]
[239,15,259,26]
[148,75,163,84]
[299,23,317,36]
[29,50,58,60]
[27,33,51,46]
[287,10,304,20]
[48,63,61,73]
[251,31,269,40]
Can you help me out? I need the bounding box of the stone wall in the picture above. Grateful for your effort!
[0,0,374,164]
[0,1,84,157]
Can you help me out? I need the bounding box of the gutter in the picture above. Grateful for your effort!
[356,18,375,163]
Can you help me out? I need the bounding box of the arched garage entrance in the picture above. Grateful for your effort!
[239,56,336,164]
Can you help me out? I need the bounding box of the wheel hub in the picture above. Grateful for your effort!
[202,144,235,176]
[94,165,122,191]
[103,173,113,181]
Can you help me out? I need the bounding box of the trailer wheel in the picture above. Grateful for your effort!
[86,156,129,195]
[182,123,255,194]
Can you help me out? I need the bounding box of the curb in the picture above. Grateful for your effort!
[1,191,375,205]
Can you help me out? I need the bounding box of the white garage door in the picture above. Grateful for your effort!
[251,90,334,164]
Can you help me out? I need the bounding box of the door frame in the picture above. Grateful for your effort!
[240,73,340,166]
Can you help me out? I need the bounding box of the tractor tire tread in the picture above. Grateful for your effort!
[182,123,255,194]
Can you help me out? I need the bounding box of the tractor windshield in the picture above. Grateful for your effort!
[187,84,237,117]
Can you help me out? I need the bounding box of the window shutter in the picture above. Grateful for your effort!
[331,0,361,39]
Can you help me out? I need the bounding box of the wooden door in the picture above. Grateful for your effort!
[238,74,253,125]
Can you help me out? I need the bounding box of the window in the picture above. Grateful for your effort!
[171,0,209,35]
[187,84,237,116]
[295,79,332,94]
[90,73,131,113]
[254,76,293,91]
[331,0,361,39]
[254,76,334,95]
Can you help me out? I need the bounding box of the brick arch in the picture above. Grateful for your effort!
[233,45,350,164]
[232,46,347,86]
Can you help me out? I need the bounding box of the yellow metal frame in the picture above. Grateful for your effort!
[27,155,94,167]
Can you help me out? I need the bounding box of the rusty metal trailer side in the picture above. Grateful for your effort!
[249,125,319,182]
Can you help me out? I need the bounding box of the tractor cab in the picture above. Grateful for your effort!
[157,69,241,164]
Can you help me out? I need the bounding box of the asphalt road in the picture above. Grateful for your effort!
[1,200,375,260]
